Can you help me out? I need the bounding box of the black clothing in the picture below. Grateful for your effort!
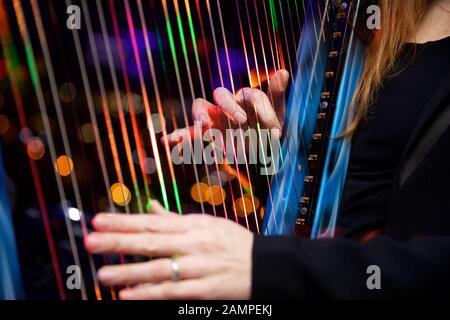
[340,36,450,238]
[252,36,450,299]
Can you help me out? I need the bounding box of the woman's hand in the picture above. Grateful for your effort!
[163,69,289,144]
[85,201,254,300]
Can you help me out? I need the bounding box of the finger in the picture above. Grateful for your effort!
[213,87,247,125]
[150,200,178,217]
[160,126,200,147]
[92,212,183,234]
[119,278,216,300]
[268,69,289,98]
[235,88,282,138]
[191,98,216,126]
[97,256,215,286]
[268,69,289,123]
[85,232,188,256]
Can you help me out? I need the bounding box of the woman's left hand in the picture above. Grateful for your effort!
[85,201,254,300]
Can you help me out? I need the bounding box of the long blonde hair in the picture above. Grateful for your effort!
[343,0,433,137]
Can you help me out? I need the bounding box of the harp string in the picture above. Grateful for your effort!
[161,0,210,215]
[181,0,227,217]
[239,0,283,233]
[28,0,105,300]
[1,0,322,298]
[66,0,132,218]
[0,1,66,299]
[106,1,169,212]
[96,0,146,214]
[10,0,90,299]
[66,0,123,299]
[170,0,218,217]
[215,0,256,230]
[204,0,240,223]
[134,0,184,214]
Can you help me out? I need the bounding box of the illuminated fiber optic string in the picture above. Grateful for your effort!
[115,0,170,212]
[65,0,132,217]
[237,0,282,232]
[194,0,215,91]
[175,0,236,218]
[26,0,103,300]
[102,0,154,213]
[63,9,131,299]
[133,0,183,214]
[86,0,145,214]
[202,0,246,223]
[215,0,263,231]
[193,0,239,222]
[176,0,228,217]
[94,2,150,212]
[235,1,271,228]
[70,0,118,212]
[0,1,66,299]
[11,0,90,300]
[238,0,274,229]
[276,0,330,231]
[61,0,120,298]
[206,0,254,228]
[215,0,253,225]
[193,0,254,221]
[256,0,303,231]
[47,2,115,213]
[138,1,205,214]
[269,0,322,229]
[127,0,181,213]
[161,0,210,215]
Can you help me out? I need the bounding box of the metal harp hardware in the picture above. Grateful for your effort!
[295,2,353,237]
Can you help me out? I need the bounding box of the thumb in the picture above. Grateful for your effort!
[268,69,290,98]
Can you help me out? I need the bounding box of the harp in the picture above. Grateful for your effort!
[0,0,364,299]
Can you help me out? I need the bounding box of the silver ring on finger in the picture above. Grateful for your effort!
[170,256,181,282]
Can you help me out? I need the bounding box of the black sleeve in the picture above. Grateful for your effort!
[251,235,450,299]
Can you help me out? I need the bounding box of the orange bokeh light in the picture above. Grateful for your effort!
[27,139,45,160]
[55,155,74,177]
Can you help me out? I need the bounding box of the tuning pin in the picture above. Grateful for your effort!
[329,50,339,58]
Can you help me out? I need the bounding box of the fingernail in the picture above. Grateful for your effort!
[85,234,101,249]
[92,216,109,229]
[234,112,247,124]
[98,268,115,282]
[119,290,134,300]
[271,128,281,140]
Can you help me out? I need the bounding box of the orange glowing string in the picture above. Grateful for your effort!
[101,0,150,213]
[30,0,102,299]
[120,0,172,210]
[13,0,88,299]
[0,2,66,299]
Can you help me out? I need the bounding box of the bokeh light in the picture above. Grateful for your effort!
[68,207,82,221]
[235,193,260,217]
[58,82,77,102]
[110,183,132,207]
[190,182,209,203]
[0,114,9,135]
[122,93,144,114]
[27,138,45,160]
[80,123,95,144]
[205,185,226,206]
[143,157,156,175]
[19,127,33,143]
[55,155,74,177]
